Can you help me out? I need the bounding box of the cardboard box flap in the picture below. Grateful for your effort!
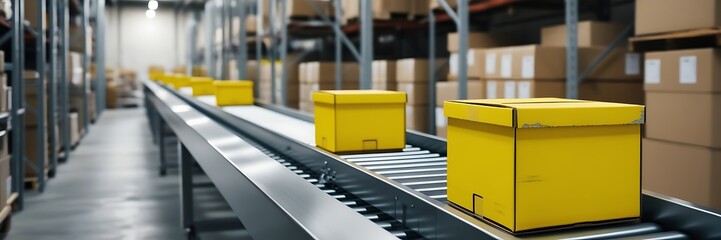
[214,80,253,87]
[511,102,645,128]
[443,100,515,127]
[313,90,407,105]
[444,98,645,128]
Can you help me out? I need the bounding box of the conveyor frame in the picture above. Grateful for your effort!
[146,80,721,240]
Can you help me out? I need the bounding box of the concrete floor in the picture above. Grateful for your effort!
[8,108,250,240]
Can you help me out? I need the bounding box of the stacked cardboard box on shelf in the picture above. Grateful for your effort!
[447,32,518,80]
[341,0,428,23]
[396,58,448,133]
[635,0,721,36]
[229,60,258,81]
[298,62,359,113]
[632,0,721,210]
[643,48,721,210]
[478,21,643,104]
[259,59,301,109]
[429,0,456,9]
[438,32,516,137]
[24,71,49,178]
[434,81,484,138]
[284,0,334,18]
[68,51,87,137]
[371,60,396,91]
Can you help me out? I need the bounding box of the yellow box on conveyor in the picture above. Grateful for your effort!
[444,98,644,233]
[214,80,254,106]
[313,90,406,153]
[189,77,215,96]
[149,72,164,82]
[172,75,191,90]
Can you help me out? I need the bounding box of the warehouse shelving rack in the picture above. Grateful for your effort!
[0,0,102,212]
[197,0,635,136]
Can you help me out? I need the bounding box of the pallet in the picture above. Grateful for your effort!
[24,168,50,191]
[629,28,721,52]
[0,205,11,236]
[6,192,17,210]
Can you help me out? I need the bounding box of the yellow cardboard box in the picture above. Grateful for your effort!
[444,98,644,233]
[214,80,254,106]
[172,75,191,90]
[189,77,215,96]
[313,90,406,153]
[149,72,164,82]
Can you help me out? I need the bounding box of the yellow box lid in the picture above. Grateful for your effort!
[312,90,407,105]
[214,80,253,87]
[444,98,645,128]
[190,77,214,83]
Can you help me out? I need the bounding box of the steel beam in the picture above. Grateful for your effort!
[237,0,248,80]
[359,0,372,90]
[48,0,59,176]
[279,0,288,106]
[565,0,578,99]
[10,0,27,210]
[427,10,436,135]
[96,0,106,114]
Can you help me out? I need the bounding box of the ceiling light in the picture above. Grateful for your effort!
[148,0,158,10]
[146,9,156,19]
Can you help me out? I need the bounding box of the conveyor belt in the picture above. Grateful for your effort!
[150,83,721,239]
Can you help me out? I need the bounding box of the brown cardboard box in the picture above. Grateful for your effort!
[106,80,118,109]
[69,25,92,55]
[430,0,456,9]
[25,0,48,30]
[485,79,644,104]
[447,32,516,52]
[541,21,626,47]
[24,126,49,178]
[232,16,265,35]
[635,0,721,35]
[396,58,449,83]
[482,45,564,79]
[0,155,8,210]
[644,48,721,93]
[578,81,644,104]
[299,101,314,113]
[303,62,360,84]
[372,60,397,90]
[69,112,80,146]
[397,83,428,105]
[67,51,85,86]
[406,105,428,133]
[436,80,484,106]
[646,92,721,148]
[510,45,566,80]
[0,76,7,112]
[273,85,300,103]
[643,138,721,210]
[0,133,7,159]
[89,92,97,122]
[580,48,643,81]
[299,82,359,102]
[435,107,447,138]
[342,0,428,22]
[482,45,641,80]
[24,75,48,128]
[449,49,485,80]
[484,79,564,99]
[283,0,333,18]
